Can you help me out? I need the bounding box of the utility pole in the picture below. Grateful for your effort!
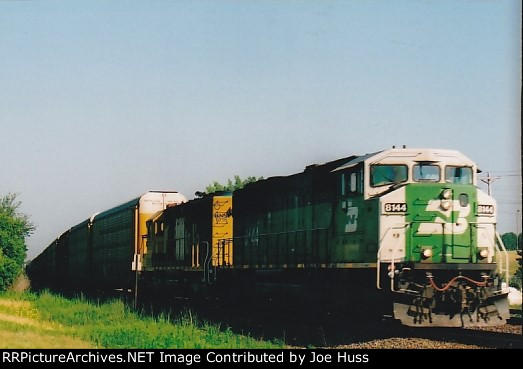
[517,209,521,251]
[480,172,500,196]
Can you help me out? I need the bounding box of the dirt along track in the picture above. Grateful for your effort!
[376,324,523,349]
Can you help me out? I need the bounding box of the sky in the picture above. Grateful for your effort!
[0,0,520,260]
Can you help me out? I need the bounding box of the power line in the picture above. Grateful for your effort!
[484,169,521,173]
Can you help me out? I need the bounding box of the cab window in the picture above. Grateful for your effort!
[370,165,408,187]
[445,166,472,184]
[413,164,440,182]
[155,221,164,235]
[340,170,363,195]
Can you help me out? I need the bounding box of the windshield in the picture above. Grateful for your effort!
[370,165,408,187]
[445,166,473,184]
[413,164,440,182]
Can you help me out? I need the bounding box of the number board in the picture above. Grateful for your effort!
[477,205,494,215]
[383,203,408,213]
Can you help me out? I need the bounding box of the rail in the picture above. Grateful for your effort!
[508,309,522,325]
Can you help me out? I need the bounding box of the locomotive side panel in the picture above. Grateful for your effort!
[234,172,320,267]
[333,166,380,264]
[233,158,356,269]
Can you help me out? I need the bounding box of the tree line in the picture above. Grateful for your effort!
[200,175,263,196]
[500,232,522,251]
[0,193,34,291]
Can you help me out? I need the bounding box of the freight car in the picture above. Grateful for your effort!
[28,148,511,327]
[29,191,186,293]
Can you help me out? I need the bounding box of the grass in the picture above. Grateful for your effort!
[0,291,284,349]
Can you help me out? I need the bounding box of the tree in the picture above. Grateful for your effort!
[200,175,263,196]
[0,193,35,291]
[501,232,521,251]
[501,232,522,289]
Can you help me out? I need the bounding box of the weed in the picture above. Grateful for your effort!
[0,291,284,349]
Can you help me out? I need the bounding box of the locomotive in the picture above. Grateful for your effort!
[28,148,510,327]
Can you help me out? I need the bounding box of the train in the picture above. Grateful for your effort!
[28,148,511,327]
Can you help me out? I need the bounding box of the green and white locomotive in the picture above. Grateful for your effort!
[332,148,509,326]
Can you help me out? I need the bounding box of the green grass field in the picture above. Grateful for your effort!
[0,291,284,349]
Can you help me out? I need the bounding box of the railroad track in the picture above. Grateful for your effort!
[508,309,522,325]
[403,326,522,349]
[337,316,523,349]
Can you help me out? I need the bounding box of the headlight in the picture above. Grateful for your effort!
[479,249,489,259]
[441,200,452,210]
[422,249,432,259]
[442,189,452,199]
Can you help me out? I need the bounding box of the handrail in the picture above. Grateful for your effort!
[377,223,410,291]
[230,228,329,267]
[202,241,211,283]
[495,232,510,284]
[215,239,233,266]
[473,224,510,284]
[377,246,382,290]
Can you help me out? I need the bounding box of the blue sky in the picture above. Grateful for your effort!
[0,0,520,259]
